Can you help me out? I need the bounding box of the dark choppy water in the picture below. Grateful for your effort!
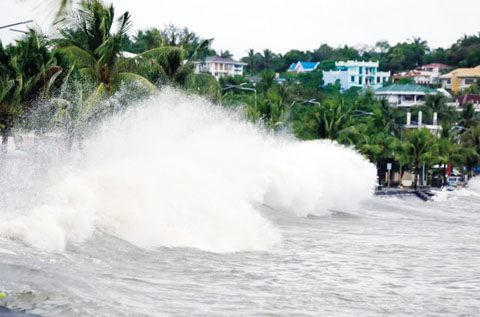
[1,191,479,316]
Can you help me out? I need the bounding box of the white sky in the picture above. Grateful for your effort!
[1,0,480,59]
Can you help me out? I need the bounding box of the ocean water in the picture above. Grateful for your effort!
[0,90,479,316]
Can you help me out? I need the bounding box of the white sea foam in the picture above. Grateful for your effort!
[467,176,480,193]
[0,89,376,252]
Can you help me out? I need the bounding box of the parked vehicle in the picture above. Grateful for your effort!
[446,174,465,190]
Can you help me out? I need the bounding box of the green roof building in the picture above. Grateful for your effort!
[375,84,440,107]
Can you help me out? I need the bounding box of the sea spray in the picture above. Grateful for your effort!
[0,89,376,252]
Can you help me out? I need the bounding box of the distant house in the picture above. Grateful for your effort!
[440,65,480,93]
[287,61,319,73]
[193,56,247,80]
[394,63,451,85]
[374,84,442,107]
[322,60,390,91]
[447,94,480,112]
[419,63,451,73]
[453,94,480,106]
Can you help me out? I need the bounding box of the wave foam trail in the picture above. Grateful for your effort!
[0,89,376,253]
[459,176,480,197]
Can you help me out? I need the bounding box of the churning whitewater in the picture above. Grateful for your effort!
[0,89,376,253]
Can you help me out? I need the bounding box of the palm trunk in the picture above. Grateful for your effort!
[442,162,447,187]
[413,161,419,189]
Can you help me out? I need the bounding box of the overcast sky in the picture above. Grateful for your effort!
[1,0,480,59]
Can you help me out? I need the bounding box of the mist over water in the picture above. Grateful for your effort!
[0,89,376,253]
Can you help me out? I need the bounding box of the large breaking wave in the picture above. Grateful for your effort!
[0,89,376,252]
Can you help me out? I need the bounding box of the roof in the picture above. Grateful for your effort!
[454,94,480,105]
[299,61,319,70]
[393,71,424,78]
[375,84,437,94]
[441,65,480,78]
[193,55,246,65]
[289,61,319,71]
[420,63,451,69]
[335,60,379,68]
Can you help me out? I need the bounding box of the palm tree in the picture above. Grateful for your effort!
[131,28,164,53]
[411,37,429,51]
[262,49,273,70]
[13,30,62,102]
[458,103,478,131]
[220,50,233,58]
[185,73,220,100]
[245,49,255,73]
[460,125,480,176]
[157,24,212,60]
[402,128,439,188]
[292,98,360,143]
[389,47,405,71]
[0,30,62,153]
[129,46,194,87]
[56,0,155,96]
[260,70,275,94]
[361,131,398,165]
[0,41,20,153]
[423,93,456,126]
[370,98,402,136]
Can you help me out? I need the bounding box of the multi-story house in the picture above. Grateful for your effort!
[322,60,390,91]
[393,63,451,85]
[193,56,247,80]
[440,65,480,93]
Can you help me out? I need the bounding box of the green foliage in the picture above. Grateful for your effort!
[185,73,221,100]
[297,68,323,89]
[395,77,415,84]
[3,0,480,181]
[401,128,439,187]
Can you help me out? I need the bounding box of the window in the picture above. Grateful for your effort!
[359,67,363,74]
[383,77,387,82]
[351,76,355,82]
[465,78,476,85]
[359,76,363,84]
[377,77,380,83]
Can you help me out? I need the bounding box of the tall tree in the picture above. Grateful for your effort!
[402,128,439,188]
[56,0,154,95]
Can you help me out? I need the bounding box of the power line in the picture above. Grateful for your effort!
[0,20,33,30]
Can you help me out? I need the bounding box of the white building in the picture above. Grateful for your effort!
[322,60,390,91]
[193,56,247,80]
[393,63,451,85]
[374,84,449,108]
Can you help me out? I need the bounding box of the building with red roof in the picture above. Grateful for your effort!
[394,63,452,86]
